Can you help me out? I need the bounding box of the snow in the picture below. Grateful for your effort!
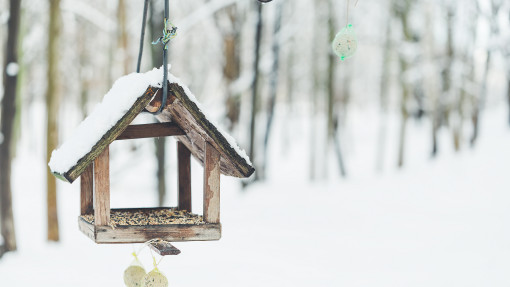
[49,66,252,174]
[48,67,165,173]
[3,103,510,286]
[5,62,19,77]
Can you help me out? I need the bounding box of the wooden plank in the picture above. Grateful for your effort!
[78,216,96,242]
[177,141,192,212]
[94,146,110,226]
[203,142,220,223]
[149,241,181,256]
[92,223,221,243]
[80,164,94,215]
[53,86,159,183]
[116,123,185,140]
[78,210,221,243]
[146,83,255,178]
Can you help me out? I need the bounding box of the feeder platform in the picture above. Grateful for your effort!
[78,207,221,244]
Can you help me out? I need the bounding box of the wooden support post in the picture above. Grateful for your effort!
[94,146,110,226]
[178,141,192,212]
[80,164,93,215]
[203,142,220,223]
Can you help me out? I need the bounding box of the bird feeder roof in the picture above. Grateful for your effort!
[49,67,254,183]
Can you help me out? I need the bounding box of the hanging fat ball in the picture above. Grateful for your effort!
[124,253,147,287]
[331,24,358,61]
[141,269,168,287]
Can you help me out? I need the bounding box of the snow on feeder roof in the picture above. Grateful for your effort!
[49,66,254,183]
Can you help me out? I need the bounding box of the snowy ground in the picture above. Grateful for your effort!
[1,103,510,286]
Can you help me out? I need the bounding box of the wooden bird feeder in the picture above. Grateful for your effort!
[49,80,254,254]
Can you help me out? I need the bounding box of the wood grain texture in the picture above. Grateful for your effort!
[78,216,95,241]
[147,83,254,178]
[116,122,185,140]
[177,141,192,212]
[80,164,93,215]
[94,147,110,226]
[149,241,181,256]
[203,142,220,223]
[53,86,159,183]
[78,216,221,243]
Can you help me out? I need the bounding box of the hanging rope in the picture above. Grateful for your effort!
[136,0,150,73]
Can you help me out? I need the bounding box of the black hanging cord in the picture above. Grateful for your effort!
[136,0,150,73]
[160,0,169,115]
[136,0,173,115]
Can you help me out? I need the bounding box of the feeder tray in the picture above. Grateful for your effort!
[78,207,221,244]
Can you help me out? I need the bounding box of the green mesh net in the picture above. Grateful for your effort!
[331,24,358,61]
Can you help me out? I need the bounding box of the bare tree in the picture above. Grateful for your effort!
[394,0,414,168]
[248,2,263,180]
[46,0,61,242]
[471,0,502,146]
[328,0,346,177]
[261,1,283,179]
[117,0,130,75]
[216,5,242,130]
[442,6,454,152]
[375,4,393,171]
[0,0,21,256]
[452,1,477,151]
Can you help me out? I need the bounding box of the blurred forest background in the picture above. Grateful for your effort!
[1,0,510,259]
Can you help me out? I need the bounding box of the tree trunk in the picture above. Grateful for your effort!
[327,0,346,177]
[507,79,510,126]
[471,0,501,146]
[395,0,413,168]
[154,138,166,206]
[453,2,476,152]
[248,2,263,180]
[375,10,392,171]
[221,5,242,131]
[433,8,454,155]
[443,8,458,151]
[471,50,491,147]
[333,116,347,177]
[397,55,409,168]
[262,1,282,179]
[46,0,61,242]
[117,0,130,75]
[326,0,335,174]
[310,1,319,181]
[0,0,21,256]
[283,39,295,150]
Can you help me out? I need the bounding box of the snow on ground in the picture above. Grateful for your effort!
[1,103,510,286]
